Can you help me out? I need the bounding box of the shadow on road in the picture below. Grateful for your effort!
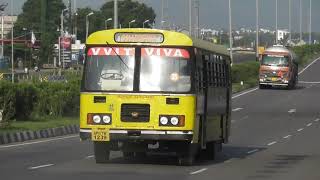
[103,145,267,166]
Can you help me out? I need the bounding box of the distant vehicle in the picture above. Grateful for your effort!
[259,45,298,89]
[80,28,232,166]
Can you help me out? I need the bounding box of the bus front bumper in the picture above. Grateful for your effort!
[80,129,193,141]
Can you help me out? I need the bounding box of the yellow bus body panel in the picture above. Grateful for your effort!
[80,93,196,131]
[86,28,193,47]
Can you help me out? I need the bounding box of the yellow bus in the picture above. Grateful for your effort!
[80,28,232,165]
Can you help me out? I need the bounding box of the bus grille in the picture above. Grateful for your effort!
[121,104,150,122]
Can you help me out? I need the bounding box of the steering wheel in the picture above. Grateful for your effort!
[100,72,124,80]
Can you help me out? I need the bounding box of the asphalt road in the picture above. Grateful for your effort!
[1,58,320,180]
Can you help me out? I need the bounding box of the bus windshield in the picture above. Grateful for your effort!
[262,55,289,67]
[84,47,135,91]
[140,48,191,92]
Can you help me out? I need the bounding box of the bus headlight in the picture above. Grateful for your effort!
[170,117,179,125]
[159,115,185,126]
[93,115,101,124]
[160,116,169,125]
[102,115,111,124]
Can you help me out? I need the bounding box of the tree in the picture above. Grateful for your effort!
[13,0,65,66]
[75,0,156,42]
[100,0,156,29]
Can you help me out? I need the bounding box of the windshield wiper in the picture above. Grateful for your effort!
[105,41,130,70]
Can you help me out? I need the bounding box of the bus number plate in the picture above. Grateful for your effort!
[92,128,110,141]
[271,77,278,81]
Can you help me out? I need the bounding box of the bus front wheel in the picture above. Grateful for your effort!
[94,142,110,163]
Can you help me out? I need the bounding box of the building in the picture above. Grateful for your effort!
[1,15,17,36]
[277,29,290,42]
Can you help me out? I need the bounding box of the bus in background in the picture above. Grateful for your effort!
[259,45,298,89]
[80,29,232,166]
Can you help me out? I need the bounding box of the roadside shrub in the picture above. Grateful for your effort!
[0,81,16,126]
[231,61,260,83]
[15,83,37,121]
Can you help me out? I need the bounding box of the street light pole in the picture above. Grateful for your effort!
[289,0,292,44]
[228,0,233,64]
[114,0,118,29]
[105,18,112,30]
[143,19,149,28]
[60,8,68,69]
[11,0,14,83]
[275,0,278,44]
[189,0,192,36]
[299,0,302,42]
[86,12,94,40]
[23,28,27,68]
[309,0,312,44]
[129,19,136,28]
[256,0,259,61]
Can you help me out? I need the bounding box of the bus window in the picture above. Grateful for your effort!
[84,47,135,91]
[140,48,191,92]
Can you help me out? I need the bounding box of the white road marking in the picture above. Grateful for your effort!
[307,123,313,127]
[0,135,78,149]
[28,164,54,170]
[315,118,320,122]
[232,108,243,112]
[85,155,94,159]
[247,149,259,154]
[298,57,320,75]
[288,109,296,113]
[299,81,320,84]
[190,168,208,175]
[267,141,277,146]
[232,88,259,99]
[231,120,236,123]
[297,128,304,132]
[283,135,292,139]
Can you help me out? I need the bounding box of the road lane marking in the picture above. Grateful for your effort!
[267,141,277,146]
[0,135,78,149]
[85,155,94,159]
[299,81,320,84]
[247,149,259,154]
[306,123,313,127]
[298,57,320,75]
[28,164,54,170]
[190,168,208,175]
[288,109,296,113]
[283,135,292,139]
[232,108,243,112]
[315,119,320,122]
[297,128,304,132]
[232,88,259,99]
[231,120,236,123]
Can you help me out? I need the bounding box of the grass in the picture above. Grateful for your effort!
[0,117,79,134]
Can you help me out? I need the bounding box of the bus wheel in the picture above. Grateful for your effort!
[178,155,195,166]
[259,84,266,89]
[205,141,217,160]
[94,142,110,163]
[123,151,134,160]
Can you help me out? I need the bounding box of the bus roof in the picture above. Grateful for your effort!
[86,28,229,56]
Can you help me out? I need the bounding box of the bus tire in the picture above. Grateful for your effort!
[205,141,217,160]
[123,151,134,160]
[94,142,110,163]
[178,155,195,166]
[259,84,266,89]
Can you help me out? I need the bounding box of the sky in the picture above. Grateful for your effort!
[2,0,320,32]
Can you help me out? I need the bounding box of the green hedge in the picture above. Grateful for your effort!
[0,79,80,125]
[231,61,260,83]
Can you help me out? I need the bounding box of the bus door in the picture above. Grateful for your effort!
[195,49,208,148]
